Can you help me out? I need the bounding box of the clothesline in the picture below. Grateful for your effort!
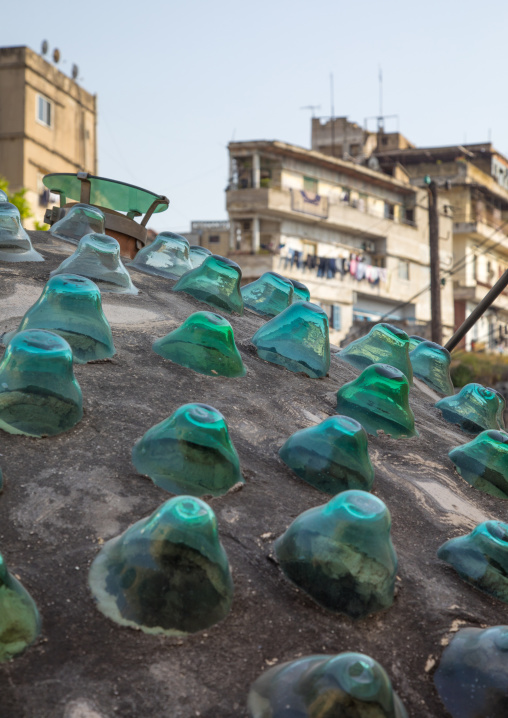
[279,249,387,284]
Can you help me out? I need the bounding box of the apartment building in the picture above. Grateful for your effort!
[0,45,97,228]
[224,139,454,344]
[374,143,508,351]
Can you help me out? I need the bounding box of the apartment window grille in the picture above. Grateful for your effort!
[37,94,53,128]
[208,235,220,243]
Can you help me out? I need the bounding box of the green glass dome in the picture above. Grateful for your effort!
[290,279,310,303]
[88,496,234,635]
[153,311,246,378]
[337,323,413,382]
[434,626,508,718]
[252,301,330,378]
[3,274,115,364]
[438,520,508,603]
[409,340,454,396]
[129,231,192,278]
[132,403,243,497]
[436,383,505,434]
[274,490,397,618]
[189,245,212,269]
[241,272,294,318]
[50,232,137,294]
[279,415,374,494]
[336,364,417,439]
[0,201,43,262]
[172,255,244,314]
[50,203,105,245]
[0,329,83,437]
[448,429,508,498]
[408,335,426,351]
[248,652,408,718]
[0,552,41,662]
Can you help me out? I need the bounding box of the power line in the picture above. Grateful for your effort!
[379,218,508,321]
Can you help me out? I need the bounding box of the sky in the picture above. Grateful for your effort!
[3,0,508,232]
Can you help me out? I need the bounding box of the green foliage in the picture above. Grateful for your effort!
[451,350,508,388]
[34,221,49,231]
[0,176,33,220]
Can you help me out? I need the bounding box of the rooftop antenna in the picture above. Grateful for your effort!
[300,105,321,118]
[378,65,384,131]
[330,72,335,156]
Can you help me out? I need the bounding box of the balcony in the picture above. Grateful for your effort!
[226,186,401,240]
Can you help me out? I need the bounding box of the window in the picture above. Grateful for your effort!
[37,94,53,128]
[331,305,342,330]
[384,202,395,220]
[398,261,410,280]
[303,176,318,194]
[208,235,220,243]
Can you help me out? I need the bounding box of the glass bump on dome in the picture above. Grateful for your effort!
[251,301,330,379]
[241,272,294,318]
[172,255,244,315]
[437,521,508,603]
[434,625,508,718]
[336,364,417,439]
[152,311,246,378]
[189,245,212,269]
[49,203,105,245]
[0,190,7,202]
[88,495,234,635]
[248,652,408,718]
[129,231,192,278]
[3,274,115,364]
[448,429,508,498]
[279,415,374,495]
[132,403,243,497]
[0,329,83,437]
[408,335,426,351]
[50,233,138,294]
[290,279,310,303]
[337,323,413,383]
[0,552,41,662]
[409,340,454,396]
[0,202,43,262]
[435,383,506,434]
[274,490,397,618]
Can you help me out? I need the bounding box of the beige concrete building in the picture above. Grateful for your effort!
[223,139,454,345]
[311,116,414,162]
[182,220,230,257]
[375,143,508,351]
[0,45,97,228]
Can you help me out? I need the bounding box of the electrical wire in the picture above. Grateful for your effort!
[378,218,508,321]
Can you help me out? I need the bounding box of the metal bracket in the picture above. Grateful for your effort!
[77,172,91,204]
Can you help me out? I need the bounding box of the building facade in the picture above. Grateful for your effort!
[374,143,508,351]
[223,140,454,345]
[182,220,230,257]
[0,46,97,228]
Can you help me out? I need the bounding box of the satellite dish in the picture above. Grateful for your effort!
[368,156,380,171]
[71,64,79,80]
[41,40,48,55]
[52,48,60,63]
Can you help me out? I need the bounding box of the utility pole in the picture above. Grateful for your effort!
[426,177,443,345]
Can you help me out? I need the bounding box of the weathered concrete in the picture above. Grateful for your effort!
[0,232,507,718]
